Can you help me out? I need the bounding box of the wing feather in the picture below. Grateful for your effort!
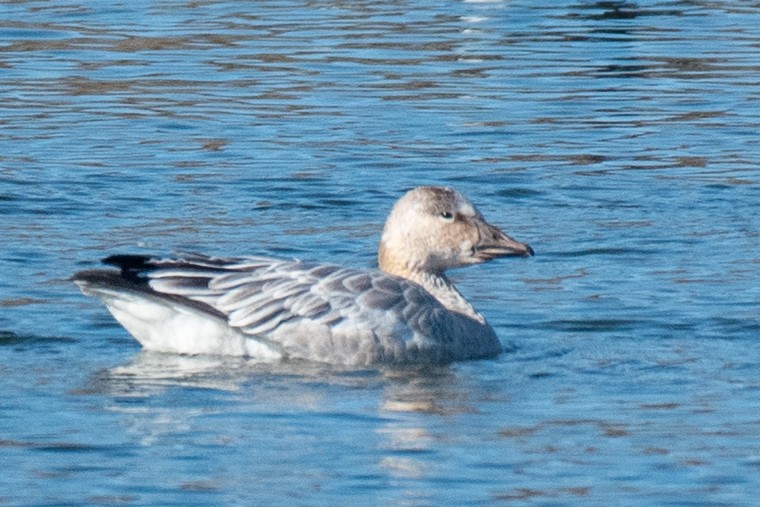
[126,253,448,351]
[229,298,289,328]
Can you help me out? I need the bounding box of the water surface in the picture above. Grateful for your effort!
[1,1,759,505]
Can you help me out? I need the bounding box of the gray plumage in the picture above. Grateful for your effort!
[73,186,533,365]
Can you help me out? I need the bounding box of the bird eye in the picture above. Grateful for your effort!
[440,211,454,221]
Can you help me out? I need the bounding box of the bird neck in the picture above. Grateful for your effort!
[378,243,484,323]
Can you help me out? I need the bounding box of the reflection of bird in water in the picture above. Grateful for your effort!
[74,186,532,365]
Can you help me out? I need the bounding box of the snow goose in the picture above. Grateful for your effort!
[73,186,533,365]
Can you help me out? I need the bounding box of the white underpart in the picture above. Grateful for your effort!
[79,284,281,359]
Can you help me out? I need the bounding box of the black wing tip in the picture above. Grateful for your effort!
[100,254,158,282]
[102,254,153,270]
[69,254,154,285]
[71,269,135,290]
[70,269,102,284]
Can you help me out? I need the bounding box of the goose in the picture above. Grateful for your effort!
[73,186,533,365]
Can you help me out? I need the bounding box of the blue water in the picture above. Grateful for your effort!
[1,1,759,504]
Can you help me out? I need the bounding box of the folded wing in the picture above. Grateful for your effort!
[110,253,434,335]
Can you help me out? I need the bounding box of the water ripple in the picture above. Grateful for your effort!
[1,0,759,505]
